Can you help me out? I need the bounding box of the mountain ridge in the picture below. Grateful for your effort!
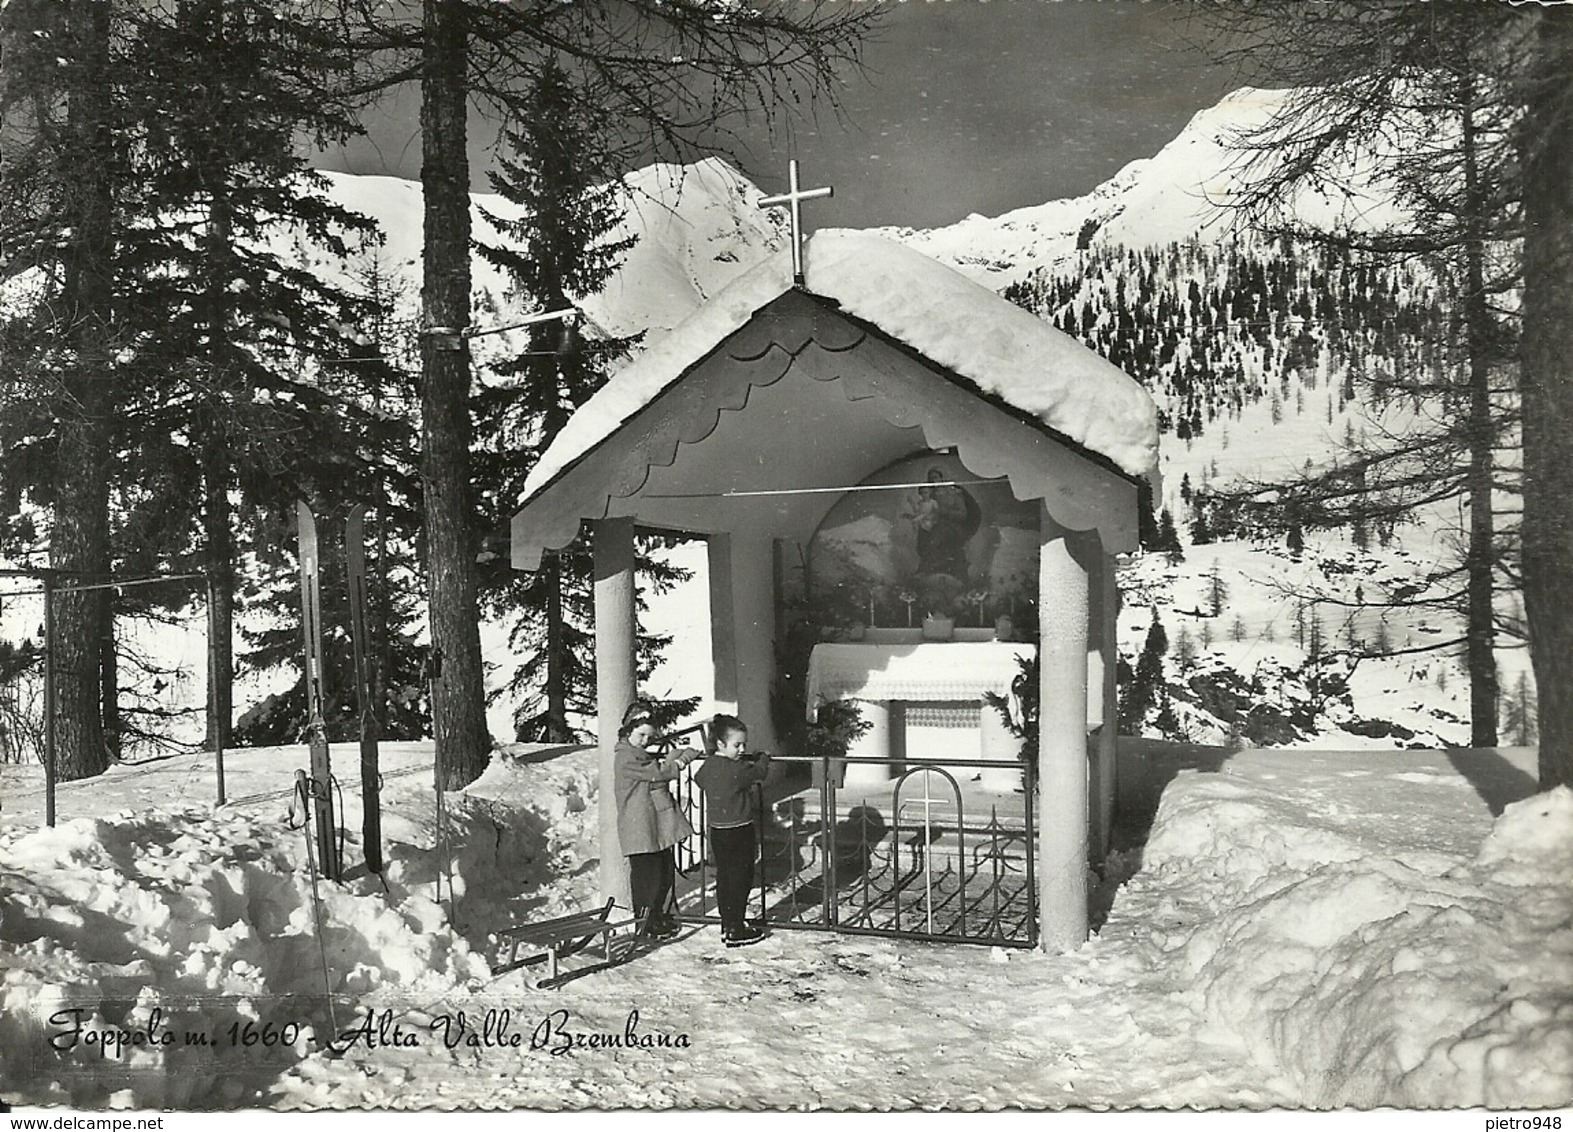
[313,84,1404,345]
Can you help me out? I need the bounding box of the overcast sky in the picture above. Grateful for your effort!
[316,0,1243,232]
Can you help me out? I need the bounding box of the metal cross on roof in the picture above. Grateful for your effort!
[757,158,833,286]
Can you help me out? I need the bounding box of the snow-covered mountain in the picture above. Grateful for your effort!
[860,86,1401,293]
[315,156,789,345]
[312,85,1405,341]
[301,93,1148,336]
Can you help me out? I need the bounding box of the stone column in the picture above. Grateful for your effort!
[1038,507,1092,950]
[731,530,778,752]
[594,516,638,912]
[707,533,739,716]
[1090,551,1119,860]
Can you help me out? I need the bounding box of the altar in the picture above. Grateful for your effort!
[806,639,1034,791]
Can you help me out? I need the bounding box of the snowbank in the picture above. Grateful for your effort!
[0,746,600,1109]
[1139,773,1573,1108]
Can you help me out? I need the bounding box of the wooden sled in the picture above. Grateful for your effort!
[493,898,644,988]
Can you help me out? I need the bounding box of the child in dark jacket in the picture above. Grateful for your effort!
[692,714,770,948]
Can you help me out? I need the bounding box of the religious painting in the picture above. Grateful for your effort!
[806,451,1039,632]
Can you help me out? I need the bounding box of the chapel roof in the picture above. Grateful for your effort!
[520,230,1159,507]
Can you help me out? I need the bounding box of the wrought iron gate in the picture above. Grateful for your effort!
[660,739,1038,949]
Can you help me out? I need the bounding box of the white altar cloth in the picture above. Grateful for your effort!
[805,641,1036,719]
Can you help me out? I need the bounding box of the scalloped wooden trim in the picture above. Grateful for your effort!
[512,292,1138,570]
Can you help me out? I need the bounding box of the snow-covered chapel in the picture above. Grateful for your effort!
[510,229,1159,949]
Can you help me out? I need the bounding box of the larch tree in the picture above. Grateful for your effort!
[1517,7,1573,789]
[416,0,485,788]
[1200,1,1525,748]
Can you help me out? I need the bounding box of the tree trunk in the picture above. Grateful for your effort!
[203,451,234,754]
[1520,8,1573,790]
[420,0,490,787]
[51,0,114,782]
[100,585,118,760]
[201,90,235,756]
[1460,70,1500,749]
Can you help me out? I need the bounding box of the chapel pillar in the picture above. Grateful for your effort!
[729,530,779,753]
[707,533,740,716]
[594,515,638,911]
[1037,507,1093,950]
[1089,551,1120,860]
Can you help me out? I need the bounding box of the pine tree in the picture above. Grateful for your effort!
[1191,507,1214,547]
[233,250,428,751]
[1137,477,1161,551]
[1,0,392,770]
[1157,508,1184,562]
[236,509,430,746]
[121,0,385,756]
[473,61,640,742]
[1501,671,1538,747]
[1307,612,1325,662]
[1207,562,1229,618]
[1118,609,1169,734]
[1,0,116,779]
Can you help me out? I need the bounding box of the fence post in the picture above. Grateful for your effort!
[822,755,835,927]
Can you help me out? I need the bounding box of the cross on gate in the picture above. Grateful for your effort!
[757,158,833,286]
[898,769,953,935]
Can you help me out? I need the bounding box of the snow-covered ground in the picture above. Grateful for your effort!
[2,735,1567,1113]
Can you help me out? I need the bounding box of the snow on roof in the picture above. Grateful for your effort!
[522,230,1158,502]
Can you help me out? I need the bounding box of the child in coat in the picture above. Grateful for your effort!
[693,714,771,948]
[613,701,697,940]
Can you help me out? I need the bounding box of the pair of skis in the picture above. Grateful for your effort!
[297,501,383,882]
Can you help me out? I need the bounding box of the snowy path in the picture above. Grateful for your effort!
[277,921,1286,1111]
